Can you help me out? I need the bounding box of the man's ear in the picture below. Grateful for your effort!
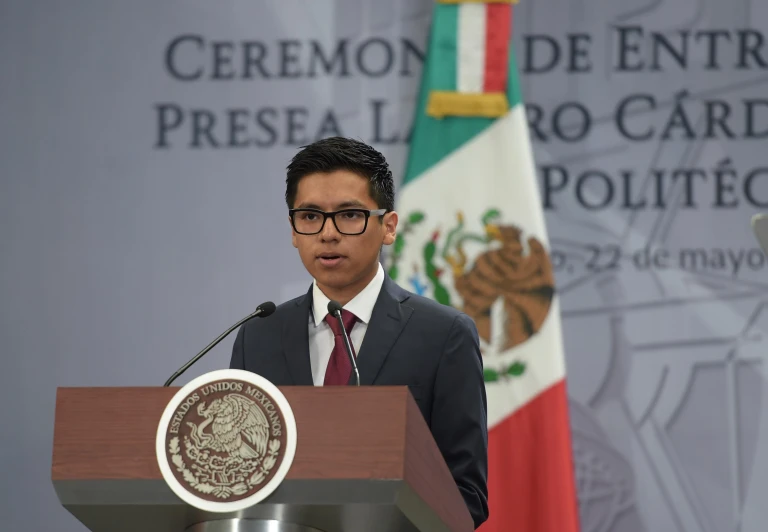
[290,216,298,248]
[382,211,398,246]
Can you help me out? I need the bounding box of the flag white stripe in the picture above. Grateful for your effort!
[457,4,486,93]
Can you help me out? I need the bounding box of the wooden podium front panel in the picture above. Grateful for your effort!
[52,386,410,481]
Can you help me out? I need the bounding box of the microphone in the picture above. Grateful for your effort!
[327,300,360,387]
[163,301,276,387]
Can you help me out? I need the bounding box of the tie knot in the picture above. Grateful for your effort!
[324,309,357,336]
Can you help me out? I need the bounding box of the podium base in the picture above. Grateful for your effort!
[186,519,326,532]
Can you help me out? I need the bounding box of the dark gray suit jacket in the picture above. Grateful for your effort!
[230,275,489,528]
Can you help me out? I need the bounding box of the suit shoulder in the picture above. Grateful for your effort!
[274,294,305,315]
[403,291,474,330]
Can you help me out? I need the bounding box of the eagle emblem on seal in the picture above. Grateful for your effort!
[189,394,269,461]
[165,388,285,500]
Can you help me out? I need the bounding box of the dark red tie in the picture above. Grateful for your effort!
[323,309,357,386]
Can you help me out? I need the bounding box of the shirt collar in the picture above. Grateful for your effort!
[311,262,385,327]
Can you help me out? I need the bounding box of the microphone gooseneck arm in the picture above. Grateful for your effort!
[163,302,276,387]
[335,312,360,387]
[328,300,360,387]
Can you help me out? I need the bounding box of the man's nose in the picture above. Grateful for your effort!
[320,216,341,240]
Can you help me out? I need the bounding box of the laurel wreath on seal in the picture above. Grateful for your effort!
[168,437,281,499]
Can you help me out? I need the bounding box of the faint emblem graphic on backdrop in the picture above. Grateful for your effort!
[556,251,767,532]
[156,370,297,512]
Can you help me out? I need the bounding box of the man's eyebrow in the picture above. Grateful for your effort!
[294,202,323,209]
[335,200,368,209]
[294,201,369,210]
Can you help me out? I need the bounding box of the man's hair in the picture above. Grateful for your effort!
[285,137,395,212]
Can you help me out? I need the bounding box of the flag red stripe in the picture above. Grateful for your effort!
[479,380,580,532]
[483,4,512,93]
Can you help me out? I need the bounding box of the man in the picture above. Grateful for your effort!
[230,137,488,528]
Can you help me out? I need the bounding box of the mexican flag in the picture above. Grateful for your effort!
[387,1,581,531]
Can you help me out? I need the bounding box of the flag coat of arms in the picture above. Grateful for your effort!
[387,1,581,530]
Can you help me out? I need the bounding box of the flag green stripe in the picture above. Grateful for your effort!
[402,10,524,187]
[428,5,459,92]
[507,49,524,111]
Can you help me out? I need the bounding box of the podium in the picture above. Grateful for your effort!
[51,385,473,532]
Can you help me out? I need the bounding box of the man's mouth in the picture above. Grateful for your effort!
[317,253,345,267]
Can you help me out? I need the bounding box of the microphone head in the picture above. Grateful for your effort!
[256,301,276,317]
[327,300,343,317]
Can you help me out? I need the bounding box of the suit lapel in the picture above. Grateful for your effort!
[353,276,413,385]
[281,286,314,385]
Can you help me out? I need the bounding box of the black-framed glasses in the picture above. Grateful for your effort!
[289,208,387,235]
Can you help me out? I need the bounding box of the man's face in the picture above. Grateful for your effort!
[290,170,397,298]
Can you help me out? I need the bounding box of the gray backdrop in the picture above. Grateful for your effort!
[2,0,767,531]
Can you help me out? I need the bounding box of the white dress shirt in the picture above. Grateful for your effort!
[308,262,385,386]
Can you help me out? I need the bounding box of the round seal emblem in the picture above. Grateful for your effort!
[156,369,297,512]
